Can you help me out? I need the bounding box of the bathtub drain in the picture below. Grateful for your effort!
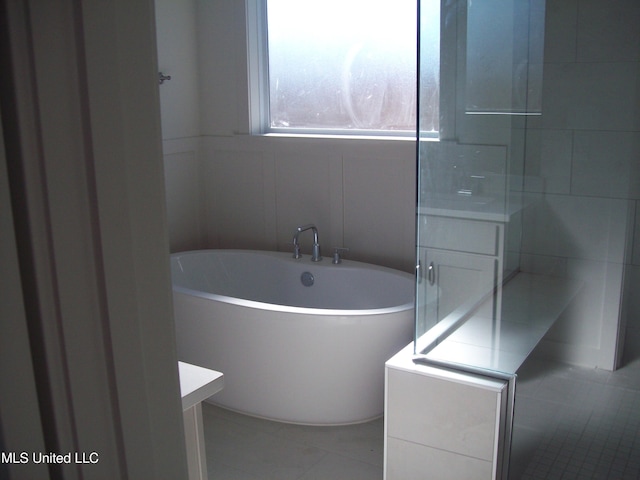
[300,272,314,287]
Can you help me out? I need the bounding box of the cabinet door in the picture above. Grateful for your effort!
[417,248,497,334]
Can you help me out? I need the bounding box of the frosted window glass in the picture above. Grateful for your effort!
[266,0,439,133]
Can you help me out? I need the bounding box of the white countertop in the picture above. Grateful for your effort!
[418,192,534,222]
[178,361,224,411]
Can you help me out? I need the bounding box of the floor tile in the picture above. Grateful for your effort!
[202,350,640,479]
[276,418,384,467]
[511,352,640,479]
[298,453,382,480]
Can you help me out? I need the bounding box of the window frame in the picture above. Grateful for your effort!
[246,0,429,139]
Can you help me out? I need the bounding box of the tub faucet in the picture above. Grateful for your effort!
[291,239,302,259]
[292,224,322,261]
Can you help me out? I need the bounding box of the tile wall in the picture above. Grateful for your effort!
[521,0,640,369]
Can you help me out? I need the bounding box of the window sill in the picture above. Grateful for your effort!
[259,132,421,142]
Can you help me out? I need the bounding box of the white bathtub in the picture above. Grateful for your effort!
[171,249,414,425]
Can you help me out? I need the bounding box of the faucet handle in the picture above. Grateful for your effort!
[287,241,302,259]
[332,247,350,264]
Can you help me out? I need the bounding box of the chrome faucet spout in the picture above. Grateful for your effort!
[292,224,322,261]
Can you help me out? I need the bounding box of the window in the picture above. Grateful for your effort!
[256,0,440,136]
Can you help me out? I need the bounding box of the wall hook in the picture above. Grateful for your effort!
[158,72,172,85]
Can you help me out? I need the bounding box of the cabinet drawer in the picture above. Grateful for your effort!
[419,216,500,256]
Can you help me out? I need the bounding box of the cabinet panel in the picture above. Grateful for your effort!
[420,215,500,256]
[417,248,497,333]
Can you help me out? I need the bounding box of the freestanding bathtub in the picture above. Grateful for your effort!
[171,249,414,425]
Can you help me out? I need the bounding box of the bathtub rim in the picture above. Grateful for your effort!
[171,249,415,316]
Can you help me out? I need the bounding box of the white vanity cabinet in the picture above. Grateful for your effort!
[417,214,505,332]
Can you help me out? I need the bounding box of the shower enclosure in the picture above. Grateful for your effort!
[387,0,638,477]
[414,0,554,371]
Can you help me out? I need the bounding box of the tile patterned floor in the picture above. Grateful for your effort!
[203,335,640,479]
[203,403,384,479]
[510,342,640,480]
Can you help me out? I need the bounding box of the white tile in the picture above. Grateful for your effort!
[532,374,593,406]
[440,309,547,353]
[527,62,640,131]
[328,156,345,248]
[500,274,580,327]
[508,425,545,479]
[299,453,382,480]
[163,150,203,252]
[513,372,543,398]
[386,368,503,461]
[572,131,640,199]
[523,129,572,194]
[275,152,338,254]
[512,356,640,479]
[204,421,325,480]
[386,437,493,480]
[633,205,640,266]
[202,402,283,435]
[519,252,568,277]
[156,0,200,139]
[576,0,640,63]
[276,419,384,467]
[606,357,640,389]
[196,1,244,136]
[511,394,562,431]
[206,461,262,480]
[455,112,518,146]
[343,155,415,272]
[427,339,525,373]
[420,142,507,198]
[521,194,630,262]
[555,259,622,340]
[207,150,271,249]
[496,261,626,370]
[542,0,578,63]
[203,403,385,479]
[622,265,640,334]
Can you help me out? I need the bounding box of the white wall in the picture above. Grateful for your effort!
[155,0,200,139]
[200,135,416,271]
[155,0,205,253]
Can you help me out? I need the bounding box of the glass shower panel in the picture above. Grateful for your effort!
[414,0,440,340]
[415,0,547,375]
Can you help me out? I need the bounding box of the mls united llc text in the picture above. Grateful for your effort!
[2,451,99,464]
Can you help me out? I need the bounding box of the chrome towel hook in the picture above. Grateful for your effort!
[158,72,172,85]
